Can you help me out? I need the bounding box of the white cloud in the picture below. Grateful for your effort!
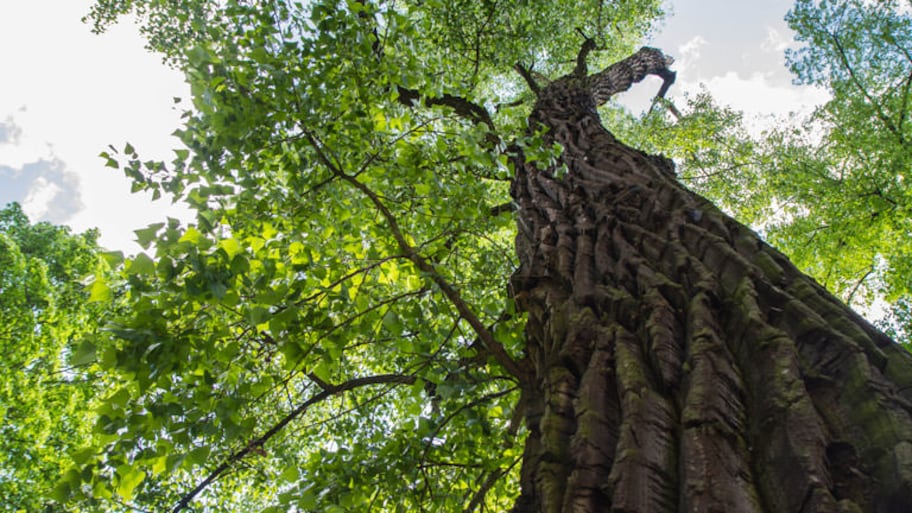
[761,26,791,53]
[675,35,708,75]
[0,0,193,252]
[0,157,84,223]
[700,71,827,116]
[0,118,22,145]
[22,176,63,221]
[676,71,830,134]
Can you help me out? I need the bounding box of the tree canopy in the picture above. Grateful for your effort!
[0,203,107,511]
[51,1,666,511]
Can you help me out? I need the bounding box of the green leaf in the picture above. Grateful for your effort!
[298,489,317,509]
[187,446,211,466]
[382,311,403,333]
[102,250,125,267]
[71,341,97,366]
[50,468,80,502]
[134,223,164,249]
[311,359,333,383]
[218,238,243,258]
[115,464,146,500]
[179,226,203,245]
[150,455,168,476]
[88,277,112,303]
[279,466,300,483]
[127,252,156,276]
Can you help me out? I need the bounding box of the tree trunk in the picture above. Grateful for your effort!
[509,49,912,513]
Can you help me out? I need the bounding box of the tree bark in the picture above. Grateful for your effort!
[509,49,912,513]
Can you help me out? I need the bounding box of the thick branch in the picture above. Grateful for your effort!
[396,86,495,129]
[588,46,676,105]
[171,374,415,512]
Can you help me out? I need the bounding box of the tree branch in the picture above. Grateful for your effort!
[489,201,514,217]
[896,69,912,137]
[573,30,597,78]
[588,46,676,106]
[355,0,495,129]
[302,129,528,381]
[514,62,541,95]
[846,267,875,307]
[464,456,522,513]
[396,86,495,129]
[171,373,416,512]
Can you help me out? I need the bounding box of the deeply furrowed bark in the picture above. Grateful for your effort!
[509,51,912,513]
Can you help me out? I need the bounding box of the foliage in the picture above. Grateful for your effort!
[58,1,666,511]
[784,0,912,332]
[0,203,108,512]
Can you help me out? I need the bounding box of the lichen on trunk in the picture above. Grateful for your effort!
[509,48,912,513]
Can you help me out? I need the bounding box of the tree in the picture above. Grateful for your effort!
[0,203,107,512]
[780,0,912,337]
[61,1,912,512]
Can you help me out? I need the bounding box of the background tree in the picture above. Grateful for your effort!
[0,202,108,512]
[782,0,912,337]
[49,1,912,512]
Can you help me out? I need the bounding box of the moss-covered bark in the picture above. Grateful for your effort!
[509,51,912,513]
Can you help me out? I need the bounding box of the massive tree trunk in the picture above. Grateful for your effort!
[509,48,912,513]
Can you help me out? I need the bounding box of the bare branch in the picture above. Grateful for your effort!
[396,86,495,129]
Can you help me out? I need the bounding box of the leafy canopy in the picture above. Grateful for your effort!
[784,0,912,335]
[0,203,108,512]
[60,1,665,511]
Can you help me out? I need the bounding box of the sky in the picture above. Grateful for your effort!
[0,0,830,253]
